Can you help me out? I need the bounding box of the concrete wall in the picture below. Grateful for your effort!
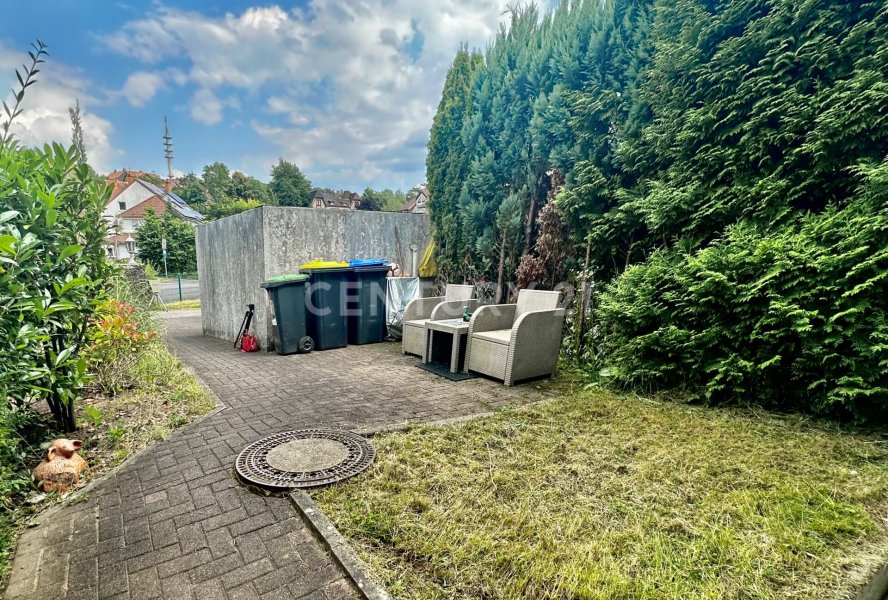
[197,208,265,343]
[197,206,431,347]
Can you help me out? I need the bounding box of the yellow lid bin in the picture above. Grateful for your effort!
[299,260,350,270]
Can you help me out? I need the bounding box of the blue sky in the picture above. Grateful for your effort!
[0,1,514,190]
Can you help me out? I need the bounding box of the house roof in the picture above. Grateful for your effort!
[312,189,361,208]
[401,186,429,212]
[139,180,204,221]
[106,179,204,222]
[106,232,138,245]
[107,169,148,200]
[119,195,170,218]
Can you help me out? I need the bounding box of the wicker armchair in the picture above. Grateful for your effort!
[402,284,477,356]
[465,289,564,386]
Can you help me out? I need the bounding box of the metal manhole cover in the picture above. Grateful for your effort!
[235,429,375,490]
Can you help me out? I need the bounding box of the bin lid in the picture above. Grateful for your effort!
[299,260,350,270]
[349,259,388,268]
[261,273,309,289]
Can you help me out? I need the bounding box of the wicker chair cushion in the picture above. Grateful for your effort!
[515,290,560,319]
[444,284,474,302]
[473,329,512,345]
[404,319,429,328]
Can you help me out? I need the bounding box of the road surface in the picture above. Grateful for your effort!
[152,278,200,303]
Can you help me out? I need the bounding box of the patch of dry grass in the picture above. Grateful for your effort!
[314,388,888,599]
[77,337,215,470]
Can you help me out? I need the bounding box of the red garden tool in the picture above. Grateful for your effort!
[234,304,259,352]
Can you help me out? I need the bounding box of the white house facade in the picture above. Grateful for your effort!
[102,172,204,262]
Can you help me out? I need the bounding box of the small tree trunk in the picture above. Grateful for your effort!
[496,234,508,303]
[65,396,76,432]
[46,397,62,429]
[522,193,537,258]
[575,236,593,356]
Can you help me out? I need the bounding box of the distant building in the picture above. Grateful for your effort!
[401,186,429,214]
[311,189,362,210]
[102,169,204,262]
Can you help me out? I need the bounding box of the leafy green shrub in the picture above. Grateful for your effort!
[87,299,157,394]
[595,164,888,420]
[203,198,261,220]
[0,403,43,584]
[79,404,104,428]
[0,144,112,430]
[0,405,38,506]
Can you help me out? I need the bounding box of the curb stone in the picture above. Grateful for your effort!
[289,490,392,600]
[856,560,888,600]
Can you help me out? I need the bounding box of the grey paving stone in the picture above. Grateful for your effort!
[127,566,162,599]
[227,582,260,600]
[185,552,243,585]
[97,565,128,600]
[156,548,213,580]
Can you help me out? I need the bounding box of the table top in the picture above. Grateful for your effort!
[426,318,470,334]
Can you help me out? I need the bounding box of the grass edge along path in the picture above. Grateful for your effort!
[314,388,888,600]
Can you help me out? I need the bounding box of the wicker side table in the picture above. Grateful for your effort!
[424,318,470,374]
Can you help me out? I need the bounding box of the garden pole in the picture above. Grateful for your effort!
[178,273,182,302]
[161,237,168,278]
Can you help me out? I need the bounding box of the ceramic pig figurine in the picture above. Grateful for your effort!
[33,439,89,493]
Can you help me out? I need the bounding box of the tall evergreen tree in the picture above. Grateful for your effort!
[68,99,87,165]
[269,159,313,207]
[427,46,483,276]
[424,0,888,416]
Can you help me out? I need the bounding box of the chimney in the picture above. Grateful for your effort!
[164,178,173,194]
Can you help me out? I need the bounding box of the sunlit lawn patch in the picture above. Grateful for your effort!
[155,299,201,310]
[314,388,888,599]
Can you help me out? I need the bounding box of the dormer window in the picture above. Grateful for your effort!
[118,201,126,210]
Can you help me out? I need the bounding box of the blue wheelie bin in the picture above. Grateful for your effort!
[347,259,390,345]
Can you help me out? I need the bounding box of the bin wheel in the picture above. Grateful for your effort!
[298,336,314,353]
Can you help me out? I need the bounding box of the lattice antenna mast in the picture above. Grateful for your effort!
[163,116,174,184]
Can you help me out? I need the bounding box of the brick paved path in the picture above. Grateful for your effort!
[6,311,550,599]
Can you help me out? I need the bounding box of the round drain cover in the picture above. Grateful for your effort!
[235,429,375,490]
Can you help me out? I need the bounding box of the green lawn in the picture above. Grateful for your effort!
[156,299,201,310]
[314,387,888,599]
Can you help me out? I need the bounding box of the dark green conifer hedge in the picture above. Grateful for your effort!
[428,0,888,419]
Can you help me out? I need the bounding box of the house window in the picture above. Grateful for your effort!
[118,201,126,210]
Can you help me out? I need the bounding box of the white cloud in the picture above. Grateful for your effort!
[189,88,223,125]
[0,42,118,173]
[120,71,165,107]
[102,1,512,187]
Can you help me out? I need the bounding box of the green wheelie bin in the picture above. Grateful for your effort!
[299,261,354,351]
[260,274,314,355]
[347,259,390,344]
